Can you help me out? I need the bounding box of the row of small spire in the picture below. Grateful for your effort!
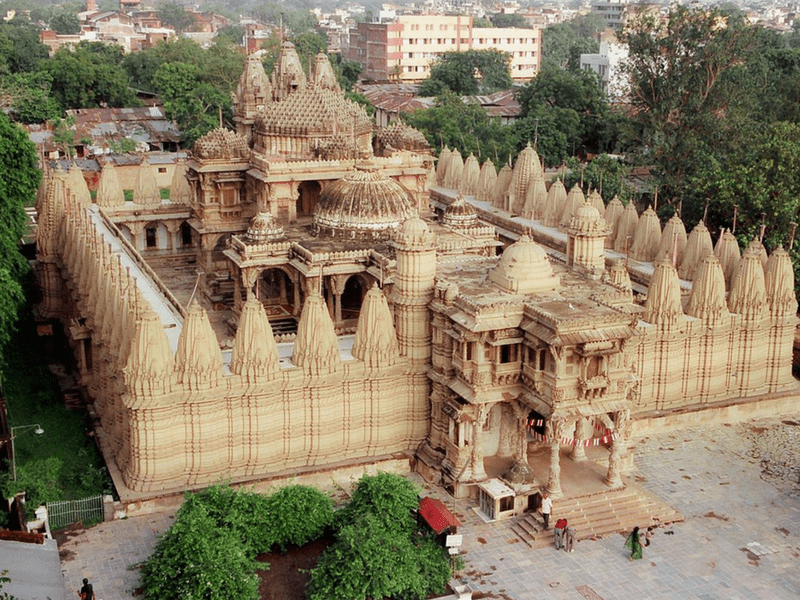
[37,167,404,397]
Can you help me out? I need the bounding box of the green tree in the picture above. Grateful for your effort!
[215,24,244,46]
[157,1,195,33]
[0,112,40,369]
[42,42,139,110]
[541,14,603,70]
[490,13,530,29]
[308,473,451,600]
[0,20,49,74]
[563,154,632,203]
[152,61,233,145]
[50,10,81,35]
[402,91,518,165]
[308,514,450,600]
[618,5,756,207]
[141,496,261,600]
[335,471,420,533]
[419,49,513,96]
[516,63,619,159]
[0,71,61,123]
[686,121,800,258]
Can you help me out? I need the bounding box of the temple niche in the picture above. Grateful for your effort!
[34,41,799,511]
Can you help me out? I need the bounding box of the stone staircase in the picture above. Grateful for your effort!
[510,486,684,549]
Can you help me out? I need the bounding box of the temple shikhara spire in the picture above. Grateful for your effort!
[34,41,799,513]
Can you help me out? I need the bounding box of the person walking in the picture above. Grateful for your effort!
[564,525,576,552]
[79,578,96,600]
[553,517,568,550]
[540,492,553,530]
[624,526,643,560]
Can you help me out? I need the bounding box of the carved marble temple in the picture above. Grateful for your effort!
[35,44,799,505]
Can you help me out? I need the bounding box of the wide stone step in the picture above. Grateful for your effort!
[510,487,684,550]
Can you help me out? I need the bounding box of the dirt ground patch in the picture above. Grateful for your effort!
[256,536,333,600]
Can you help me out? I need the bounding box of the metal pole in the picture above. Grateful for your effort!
[11,432,16,482]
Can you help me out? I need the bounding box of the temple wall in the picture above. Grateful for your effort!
[631,315,797,415]
[116,360,426,493]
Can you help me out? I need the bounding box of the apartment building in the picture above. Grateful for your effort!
[346,14,541,83]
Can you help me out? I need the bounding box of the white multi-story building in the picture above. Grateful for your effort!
[346,14,541,83]
[580,41,629,101]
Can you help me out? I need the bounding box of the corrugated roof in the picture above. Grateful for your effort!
[418,497,461,534]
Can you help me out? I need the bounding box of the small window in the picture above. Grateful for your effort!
[499,496,514,512]
[158,167,167,174]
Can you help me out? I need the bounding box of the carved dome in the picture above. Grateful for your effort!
[442,194,478,229]
[253,87,372,158]
[375,122,431,155]
[246,211,285,243]
[192,128,250,160]
[313,163,417,239]
[568,201,608,235]
[394,216,434,247]
[489,235,559,294]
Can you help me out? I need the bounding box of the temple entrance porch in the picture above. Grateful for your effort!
[479,443,622,502]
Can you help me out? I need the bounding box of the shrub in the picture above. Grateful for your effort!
[267,484,334,551]
[141,498,261,600]
[335,471,420,533]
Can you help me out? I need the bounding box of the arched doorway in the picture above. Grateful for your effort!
[257,268,296,330]
[341,275,367,321]
[296,181,321,217]
[179,221,193,248]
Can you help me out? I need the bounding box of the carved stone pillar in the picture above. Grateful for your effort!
[165,220,181,253]
[546,418,568,497]
[126,221,146,253]
[470,405,489,481]
[605,409,630,489]
[512,402,528,461]
[330,274,348,325]
[288,181,299,223]
[570,417,587,462]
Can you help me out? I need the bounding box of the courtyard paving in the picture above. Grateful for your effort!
[55,417,800,600]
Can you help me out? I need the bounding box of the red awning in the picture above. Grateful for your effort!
[418,497,461,534]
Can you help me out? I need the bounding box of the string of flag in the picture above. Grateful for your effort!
[526,419,617,446]
[528,431,618,446]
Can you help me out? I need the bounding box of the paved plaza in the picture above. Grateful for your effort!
[53,417,800,600]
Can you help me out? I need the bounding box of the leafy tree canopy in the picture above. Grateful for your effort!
[419,49,513,96]
[0,20,49,75]
[516,63,619,161]
[309,472,451,600]
[490,13,531,29]
[42,42,139,110]
[403,91,518,166]
[0,71,61,124]
[50,9,80,35]
[157,1,195,33]
[141,495,261,600]
[562,154,632,204]
[618,5,756,206]
[0,112,40,368]
[308,514,450,600]
[541,13,604,70]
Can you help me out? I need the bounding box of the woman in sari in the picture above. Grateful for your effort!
[624,526,643,560]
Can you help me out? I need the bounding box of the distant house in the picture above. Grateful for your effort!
[29,106,181,159]
[360,84,522,127]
